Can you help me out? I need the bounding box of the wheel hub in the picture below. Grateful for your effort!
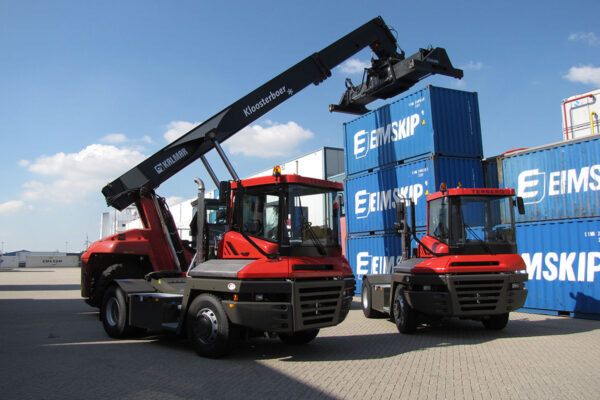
[194,308,218,344]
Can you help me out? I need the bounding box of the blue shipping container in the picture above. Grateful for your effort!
[516,217,600,317]
[345,156,484,235]
[343,85,483,177]
[499,135,600,222]
[346,231,425,294]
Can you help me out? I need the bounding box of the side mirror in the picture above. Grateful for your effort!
[334,194,344,216]
[515,196,525,215]
[395,202,407,222]
[219,181,231,202]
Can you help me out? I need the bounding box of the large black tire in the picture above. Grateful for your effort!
[91,263,145,308]
[101,285,138,338]
[482,313,510,330]
[393,285,417,334]
[186,294,233,358]
[279,329,319,345]
[361,282,382,318]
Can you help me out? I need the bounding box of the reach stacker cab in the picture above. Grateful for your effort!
[361,185,529,333]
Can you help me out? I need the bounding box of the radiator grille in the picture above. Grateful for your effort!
[295,284,343,328]
[453,278,505,312]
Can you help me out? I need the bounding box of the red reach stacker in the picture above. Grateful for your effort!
[361,186,529,333]
[80,16,464,357]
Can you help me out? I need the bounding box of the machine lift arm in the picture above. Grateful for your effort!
[102,16,462,211]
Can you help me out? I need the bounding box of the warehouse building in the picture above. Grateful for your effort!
[0,250,81,268]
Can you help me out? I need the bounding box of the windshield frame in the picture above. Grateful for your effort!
[234,182,342,257]
[427,194,517,255]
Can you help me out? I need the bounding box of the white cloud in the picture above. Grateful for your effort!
[164,121,199,143]
[18,160,30,167]
[339,58,369,74]
[142,135,153,144]
[101,133,128,143]
[0,200,25,215]
[568,32,600,46]
[22,144,146,203]
[462,61,484,70]
[225,121,314,158]
[563,65,600,85]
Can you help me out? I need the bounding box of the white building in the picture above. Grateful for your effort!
[562,88,600,141]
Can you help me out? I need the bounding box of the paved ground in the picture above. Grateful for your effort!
[1,267,599,399]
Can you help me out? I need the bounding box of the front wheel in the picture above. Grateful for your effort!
[482,313,509,330]
[187,294,233,358]
[279,329,319,345]
[101,285,138,338]
[393,285,417,334]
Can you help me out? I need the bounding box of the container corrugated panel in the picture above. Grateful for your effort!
[482,157,499,188]
[343,85,483,177]
[499,135,600,222]
[345,156,484,235]
[516,217,600,317]
[347,231,425,294]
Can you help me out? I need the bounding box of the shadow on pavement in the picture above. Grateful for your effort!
[1,296,599,399]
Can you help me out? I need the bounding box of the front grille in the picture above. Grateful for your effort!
[294,283,343,329]
[453,277,505,312]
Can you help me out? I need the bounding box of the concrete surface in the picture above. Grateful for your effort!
[1,267,599,399]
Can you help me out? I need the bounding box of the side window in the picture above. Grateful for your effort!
[429,198,448,242]
[242,194,263,236]
[241,193,279,242]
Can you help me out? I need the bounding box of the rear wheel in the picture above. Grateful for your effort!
[361,282,381,318]
[393,285,417,334]
[101,285,139,338]
[279,329,319,345]
[187,294,233,358]
[482,313,509,330]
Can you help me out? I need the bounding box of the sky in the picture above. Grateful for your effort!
[1,0,598,253]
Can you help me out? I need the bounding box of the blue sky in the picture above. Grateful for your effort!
[1,0,598,252]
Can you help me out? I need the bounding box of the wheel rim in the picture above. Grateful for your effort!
[105,297,120,327]
[193,308,219,344]
[362,288,368,310]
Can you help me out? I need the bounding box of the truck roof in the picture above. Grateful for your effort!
[231,174,343,190]
[427,187,516,201]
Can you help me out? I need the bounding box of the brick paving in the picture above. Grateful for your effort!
[1,267,599,399]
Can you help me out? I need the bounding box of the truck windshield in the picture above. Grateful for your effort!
[285,185,340,257]
[238,183,341,257]
[428,195,517,255]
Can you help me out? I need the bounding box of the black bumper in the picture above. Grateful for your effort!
[223,278,355,333]
[399,272,528,317]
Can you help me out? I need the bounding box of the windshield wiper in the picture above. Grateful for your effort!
[463,222,495,255]
[302,217,326,256]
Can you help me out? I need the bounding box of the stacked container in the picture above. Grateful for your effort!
[489,135,600,318]
[343,86,484,294]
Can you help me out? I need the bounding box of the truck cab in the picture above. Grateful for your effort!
[361,186,528,333]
